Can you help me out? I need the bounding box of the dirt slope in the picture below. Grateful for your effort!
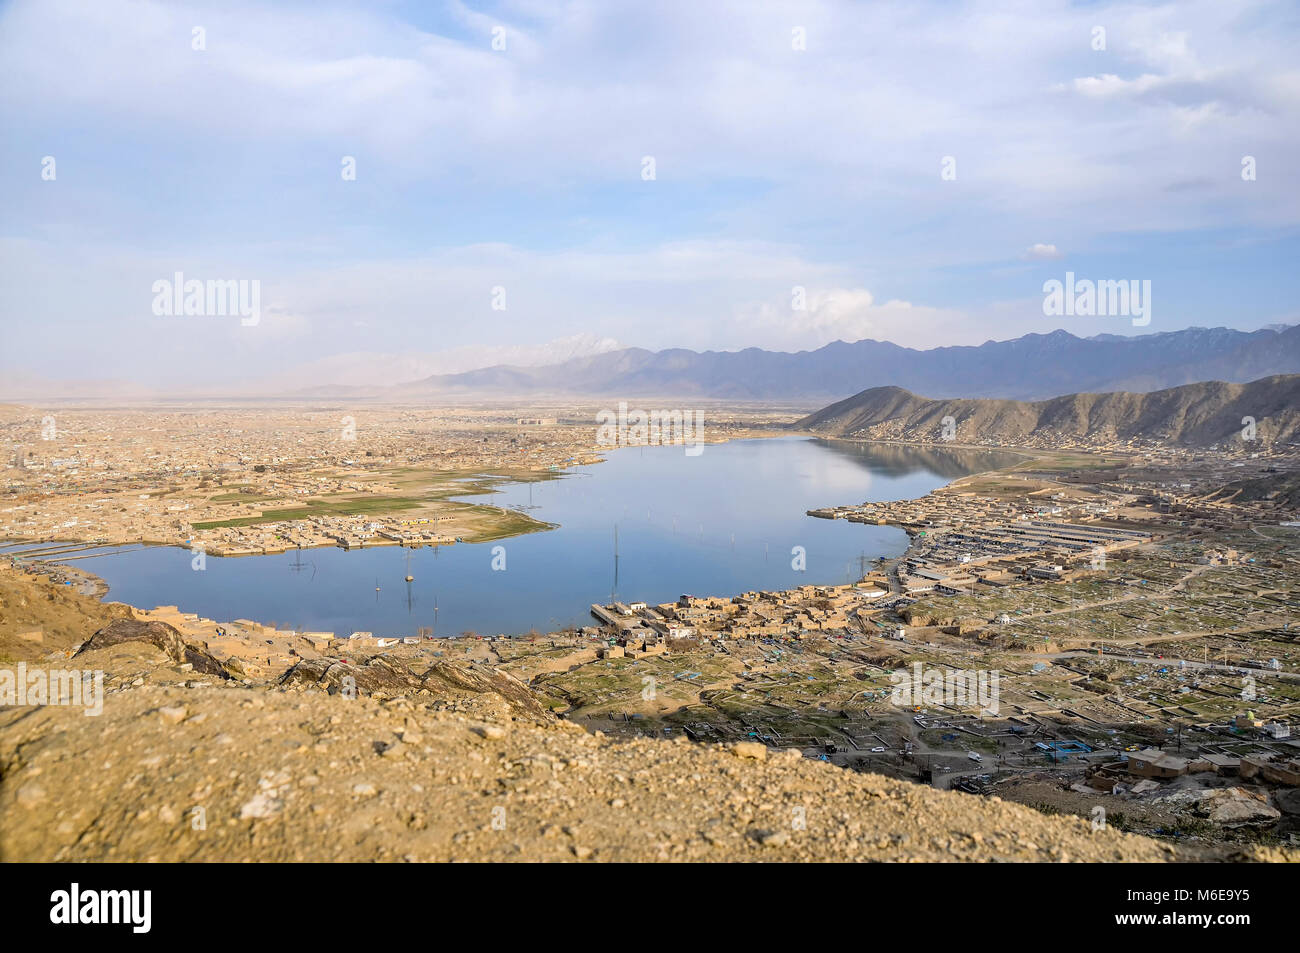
[0,568,1287,863]
[0,564,131,663]
[0,675,1205,862]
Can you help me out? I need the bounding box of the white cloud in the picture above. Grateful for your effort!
[719,287,975,352]
[1023,243,1064,261]
[1070,73,1167,99]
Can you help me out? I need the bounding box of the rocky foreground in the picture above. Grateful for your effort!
[0,577,1290,862]
[9,648,1286,862]
[0,683,1188,863]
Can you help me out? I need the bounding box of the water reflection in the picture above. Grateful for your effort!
[41,437,1015,637]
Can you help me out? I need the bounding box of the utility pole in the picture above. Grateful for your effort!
[611,523,619,602]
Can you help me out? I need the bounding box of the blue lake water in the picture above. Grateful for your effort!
[17,437,1016,637]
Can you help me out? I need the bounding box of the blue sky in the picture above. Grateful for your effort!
[1,0,1298,391]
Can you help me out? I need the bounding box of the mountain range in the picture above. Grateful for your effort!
[795,374,1300,448]
[8,325,1299,405]
[393,325,1300,402]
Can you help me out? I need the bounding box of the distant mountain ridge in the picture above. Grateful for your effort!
[8,324,1297,404]
[795,375,1300,448]
[401,325,1300,402]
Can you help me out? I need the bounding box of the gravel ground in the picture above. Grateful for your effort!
[6,670,1262,863]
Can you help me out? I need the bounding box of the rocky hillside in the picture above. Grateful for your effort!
[0,569,1285,862]
[1,677,1208,863]
[797,375,1300,448]
[1204,469,1300,509]
[0,565,131,664]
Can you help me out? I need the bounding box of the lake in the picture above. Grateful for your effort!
[21,437,1017,636]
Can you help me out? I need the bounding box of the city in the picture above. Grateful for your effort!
[4,411,1298,858]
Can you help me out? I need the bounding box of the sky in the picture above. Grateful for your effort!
[1,0,1298,391]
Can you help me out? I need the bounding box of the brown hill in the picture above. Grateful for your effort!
[4,567,1275,862]
[797,375,1300,448]
[0,565,132,664]
[1,678,1232,862]
[1204,469,1300,508]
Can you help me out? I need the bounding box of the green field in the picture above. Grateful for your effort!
[191,494,427,529]
[191,466,568,531]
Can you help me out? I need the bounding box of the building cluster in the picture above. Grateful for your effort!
[894,520,1150,596]
[1080,723,1300,830]
[0,406,609,552]
[812,491,1150,601]
[198,514,461,556]
[809,489,1108,528]
[590,584,888,648]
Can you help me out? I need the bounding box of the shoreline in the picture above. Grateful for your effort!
[7,438,1035,642]
[0,430,779,560]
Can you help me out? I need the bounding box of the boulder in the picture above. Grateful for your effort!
[75,619,234,679]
